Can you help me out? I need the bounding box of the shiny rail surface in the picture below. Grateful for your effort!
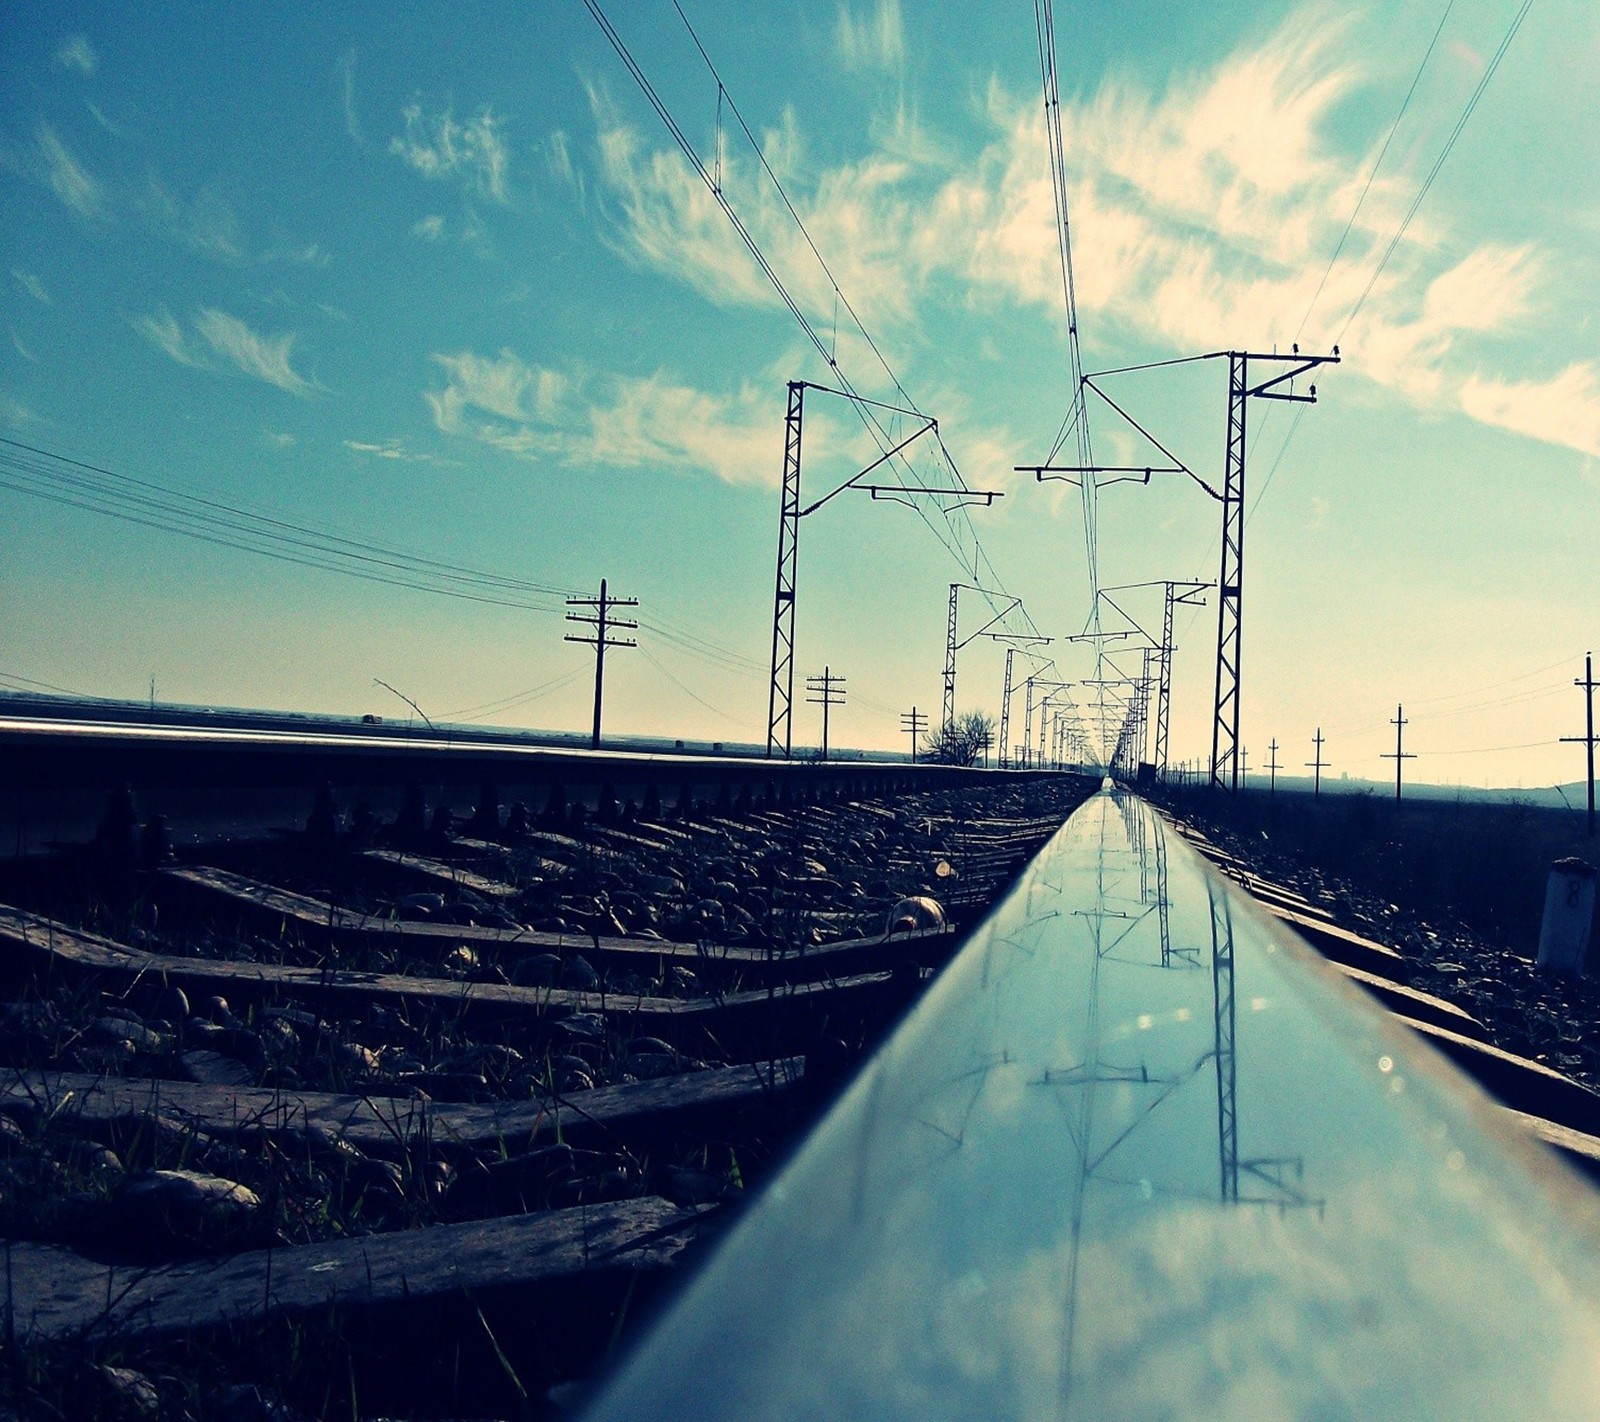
[582,786,1600,1421]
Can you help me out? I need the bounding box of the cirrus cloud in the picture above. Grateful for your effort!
[582,6,1589,464]
[391,101,511,204]
[426,346,783,488]
[54,35,96,76]
[135,306,315,397]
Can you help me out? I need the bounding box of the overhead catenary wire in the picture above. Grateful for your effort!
[1200,0,1527,597]
[586,0,1038,644]
[1034,0,1108,760]
[666,0,1021,612]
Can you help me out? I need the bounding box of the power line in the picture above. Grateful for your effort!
[1248,2,1523,533]
[1294,0,1457,343]
[585,0,1033,636]
[635,613,765,675]
[584,2,976,574]
[668,0,913,416]
[1429,737,1559,756]
[1410,654,1576,706]
[440,666,589,721]
[1336,0,1536,344]
[639,645,752,728]
[0,437,575,613]
[1035,0,1107,760]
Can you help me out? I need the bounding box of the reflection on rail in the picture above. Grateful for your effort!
[583,787,1600,1420]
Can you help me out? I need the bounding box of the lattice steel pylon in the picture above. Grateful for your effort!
[764,380,1001,759]
[1155,581,1209,780]
[1000,647,1017,769]
[994,639,1051,769]
[942,583,959,733]
[1211,354,1250,797]
[940,583,1024,735]
[766,382,806,760]
[1209,349,1338,792]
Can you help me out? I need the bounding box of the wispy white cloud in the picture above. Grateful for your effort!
[391,102,511,203]
[0,392,42,429]
[35,123,106,218]
[546,130,574,185]
[544,129,587,212]
[263,430,297,448]
[11,270,50,305]
[835,0,904,72]
[54,35,96,76]
[194,308,315,396]
[11,329,37,362]
[131,308,207,368]
[581,7,1581,460]
[137,178,326,266]
[1459,363,1600,460]
[339,49,362,144]
[344,437,431,462]
[426,347,783,488]
[412,214,445,241]
[262,241,330,267]
[86,101,125,137]
[588,82,917,328]
[140,176,243,260]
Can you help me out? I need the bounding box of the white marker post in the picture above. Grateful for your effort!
[1537,859,1598,975]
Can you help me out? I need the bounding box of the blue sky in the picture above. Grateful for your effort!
[2,0,1595,788]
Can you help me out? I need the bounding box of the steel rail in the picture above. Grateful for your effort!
[583,787,1600,1421]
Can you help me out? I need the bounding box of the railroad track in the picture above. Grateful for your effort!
[8,750,1600,1418]
[0,759,1093,1418]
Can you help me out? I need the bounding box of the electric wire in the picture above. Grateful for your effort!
[440,666,590,721]
[1294,0,1457,344]
[0,438,575,614]
[1204,0,1527,640]
[1411,654,1577,705]
[640,645,754,727]
[0,670,98,699]
[1427,737,1560,757]
[583,0,985,584]
[588,0,1038,646]
[668,0,916,419]
[1035,0,1107,760]
[1336,0,1535,343]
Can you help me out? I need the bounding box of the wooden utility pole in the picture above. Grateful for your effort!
[1381,704,1415,805]
[1562,652,1597,836]
[805,667,846,761]
[565,579,637,750]
[1267,738,1280,797]
[901,706,927,763]
[1307,727,1328,797]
